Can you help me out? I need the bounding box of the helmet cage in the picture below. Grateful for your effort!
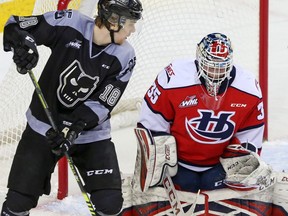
[196,33,233,96]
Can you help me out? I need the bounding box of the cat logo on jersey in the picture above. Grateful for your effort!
[57,60,99,107]
[185,109,235,144]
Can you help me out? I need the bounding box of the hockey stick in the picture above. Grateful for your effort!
[163,173,185,215]
[27,70,97,216]
[163,173,199,216]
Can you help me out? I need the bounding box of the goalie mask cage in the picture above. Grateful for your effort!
[0,0,268,200]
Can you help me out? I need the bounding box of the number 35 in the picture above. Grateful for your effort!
[147,82,161,104]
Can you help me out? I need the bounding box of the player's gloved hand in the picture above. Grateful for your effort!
[46,120,86,155]
[12,31,39,74]
[46,128,71,156]
[3,25,39,74]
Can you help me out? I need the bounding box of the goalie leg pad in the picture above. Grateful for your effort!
[273,172,288,214]
[133,127,178,192]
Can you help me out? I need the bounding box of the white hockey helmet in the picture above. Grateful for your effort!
[196,33,233,96]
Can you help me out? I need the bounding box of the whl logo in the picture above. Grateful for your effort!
[185,109,235,144]
[65,39,82,49]
[179,95,198,108]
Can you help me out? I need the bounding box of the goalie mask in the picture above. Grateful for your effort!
[98,0,143,32]
[196,33,233,97]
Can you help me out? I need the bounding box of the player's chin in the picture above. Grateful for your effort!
[115,39,126,45]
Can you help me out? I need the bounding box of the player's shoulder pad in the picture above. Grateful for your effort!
[231,65,262,98]
[157,58,200,89]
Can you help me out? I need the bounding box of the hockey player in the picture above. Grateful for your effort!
[1,0,142,215]
[131,33,273,214]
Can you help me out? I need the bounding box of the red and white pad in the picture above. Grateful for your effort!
[133,127,178,192]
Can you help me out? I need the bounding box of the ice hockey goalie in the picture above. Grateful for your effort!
[119,128,288,215]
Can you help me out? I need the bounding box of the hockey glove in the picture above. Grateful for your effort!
[46,120,86,155]
[220,144,272,190]
[46,128,72,156]
[4,25,39,74]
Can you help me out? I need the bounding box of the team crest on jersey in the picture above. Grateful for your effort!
[57,60,99,107]
[185,109,235,144]
[179,95,198,108]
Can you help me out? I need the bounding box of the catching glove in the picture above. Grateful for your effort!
[3,25,39,74]
[46,120,86,155]
[220,144,272,190]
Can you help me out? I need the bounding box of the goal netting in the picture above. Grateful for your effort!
[0,0,268,199]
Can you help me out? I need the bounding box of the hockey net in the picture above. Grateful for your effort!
[0,0,268,199]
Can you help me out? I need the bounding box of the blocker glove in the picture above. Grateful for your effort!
[46,120,87,155]
[3,25,39,74]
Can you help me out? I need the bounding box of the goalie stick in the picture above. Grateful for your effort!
[27,70,97,216]
[163,173,199,216]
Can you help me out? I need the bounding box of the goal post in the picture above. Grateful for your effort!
[259,0,269,140]
[0,0,269,201]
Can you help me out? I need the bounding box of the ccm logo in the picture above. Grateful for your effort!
[231,103,247,108]
[163,177,181,215]
[87,169,113,176]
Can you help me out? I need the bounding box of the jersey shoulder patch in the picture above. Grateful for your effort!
[157,59,200,89]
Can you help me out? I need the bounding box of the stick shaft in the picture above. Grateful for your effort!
[28,70,58,131]
[27,70,97,216]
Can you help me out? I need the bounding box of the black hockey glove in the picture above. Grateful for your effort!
[46,128,70,156]
[4,25,39,74]
[46,120,87,155]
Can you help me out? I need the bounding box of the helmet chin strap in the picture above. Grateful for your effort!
[110,31,115,44]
